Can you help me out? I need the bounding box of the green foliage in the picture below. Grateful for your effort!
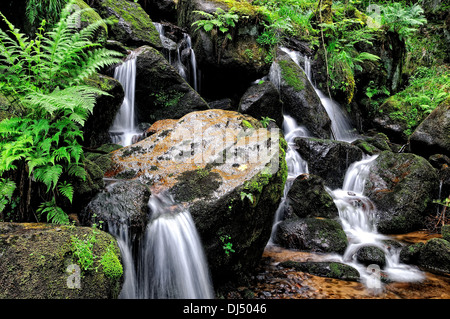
[192,8,239,40]
[0,178,16,213]
[240,191,254,204]
[26,0,68,29]
[380,3,427,40]
[260,116,275,128]
[0,0,122,223]
[71,228,97,272]
[386,66,450,136]
[219,234,235,256]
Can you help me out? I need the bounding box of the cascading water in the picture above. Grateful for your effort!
[114,192,214,299]
[268,115,310,243]
[280,47,358,143]
[327,155,425,288]
[270,47,424,290]
[109,53,141,147]
[154,22,199,92]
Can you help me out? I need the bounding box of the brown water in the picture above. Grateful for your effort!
[227,231,450,299]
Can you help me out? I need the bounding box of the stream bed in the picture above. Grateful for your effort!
[226,231,449,299]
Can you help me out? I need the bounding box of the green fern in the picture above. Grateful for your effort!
[0,0,122,223]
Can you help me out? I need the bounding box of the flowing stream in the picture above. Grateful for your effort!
[269,47,425,289]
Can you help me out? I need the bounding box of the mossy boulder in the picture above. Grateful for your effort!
[409,97,450,158]
[101,109,287,287]
[294,137,364,189]
[285,174,339,219]
[274,217,348,254]
[90,0,162,49]
[133,45,209,123]
[400,238,450,275]
[0,222,123,298]
[280,260,360,281]
[442,224,450,242]
[272,50,332,139]
[365,151,439,234]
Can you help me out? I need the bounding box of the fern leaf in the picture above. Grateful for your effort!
[58,181,74,203]
[34,164,63,191]
[37,198,69,225]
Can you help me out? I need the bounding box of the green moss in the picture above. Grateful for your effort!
[279,59,305,92]
[99,241,123,280]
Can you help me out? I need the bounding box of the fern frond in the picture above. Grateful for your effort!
[34,164,63,191]
[37,198,69,225]
[57,181,74,203]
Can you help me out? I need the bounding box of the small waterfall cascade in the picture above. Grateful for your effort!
[153,22,199,91]
[268,114,310,244]
[114,192,214,299]
[327,155,425,288]
[109,52,141,146]
[279,47,358,142]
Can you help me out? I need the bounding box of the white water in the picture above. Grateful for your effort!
[327,155,425,288]
[270,47,424,289]
[109,53,141,146]
[279,47,358,143]
[268,115,310,244]
[154,22,199,91]
[138,193,214,299]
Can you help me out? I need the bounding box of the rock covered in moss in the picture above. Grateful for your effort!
[90,0,162,49]
[274,217,348,254]
[272,49,332,139]
[365,151,439,234]
[133,45,209,123]
[0,222,123,298]
[285,174,338,219]
[102,109,287,286]
[442,224,450,242]
[400,238,450,275]
[279,260,360,281]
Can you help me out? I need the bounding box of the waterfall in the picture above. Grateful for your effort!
[114,192,213,299]
[153,22,199,92]
[109,53,141,147]
[279,47,358,142]
[268,114,310,244]
[327,155,425,288]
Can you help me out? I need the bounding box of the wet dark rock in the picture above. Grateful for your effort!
[355,245,387,268]
[81,180,151,236]
[294,137,364,189]
[279,261,360,281]
[285,174,338,219]
[134,45,209,123]
[365,151,439,234]
[274,217,348,254]
[83,74,124,148]
[238,81,283,128]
